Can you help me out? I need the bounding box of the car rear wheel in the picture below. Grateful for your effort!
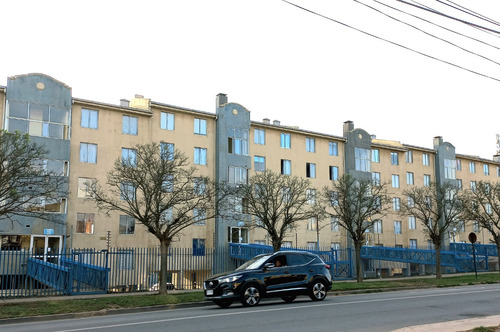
[214,300,233,308]
[240,284,261,307]
[309,280,327,301]
[281,295,296,303]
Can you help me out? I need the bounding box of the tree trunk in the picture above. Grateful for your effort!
[496,237,500,274]
[435,244,442,279]
[355,241,363,283]
[272,238,281,253]
[159,240,170,295]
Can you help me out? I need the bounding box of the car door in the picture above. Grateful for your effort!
[262,255,292,293]
[283,253,309,290]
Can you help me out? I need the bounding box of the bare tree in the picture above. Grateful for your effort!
[88,142,230,294]
[461,181,500,273]
[0,131,66,222]
[322,174,391,283]
[236,170,324,252]
[400,182,463,279]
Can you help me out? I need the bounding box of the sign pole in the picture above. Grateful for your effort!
[468,232,478,279]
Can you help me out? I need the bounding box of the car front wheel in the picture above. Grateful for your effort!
[309,280,327,301]
[240,284,261,306]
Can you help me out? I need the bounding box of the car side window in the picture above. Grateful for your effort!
[272,255,287,267]
[286,254,308,266]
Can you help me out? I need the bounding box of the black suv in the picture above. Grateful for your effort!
[204,251,332,308]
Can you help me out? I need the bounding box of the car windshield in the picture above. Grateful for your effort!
[236,254,272,270]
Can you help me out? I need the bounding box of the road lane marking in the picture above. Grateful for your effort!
[54,286,500,331]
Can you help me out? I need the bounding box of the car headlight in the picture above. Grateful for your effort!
[218,275,242,283]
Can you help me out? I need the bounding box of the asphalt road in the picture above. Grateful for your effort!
[2,284,500,332]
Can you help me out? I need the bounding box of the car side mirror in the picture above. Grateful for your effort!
[263,262,275,270]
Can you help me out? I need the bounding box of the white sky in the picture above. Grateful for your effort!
[2,0,500,159]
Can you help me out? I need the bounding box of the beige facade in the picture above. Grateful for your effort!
[2,74,500,254]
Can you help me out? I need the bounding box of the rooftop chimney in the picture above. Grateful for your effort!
[120,99,129,107]
[273,120,281,126]
[433,136,443,149]
[216,93,228,107]
[263,118,270,124]
[343,121,354,137]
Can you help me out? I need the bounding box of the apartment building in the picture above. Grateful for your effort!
[1,73,499,256]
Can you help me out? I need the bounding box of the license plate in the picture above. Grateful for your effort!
[206,290,213,296]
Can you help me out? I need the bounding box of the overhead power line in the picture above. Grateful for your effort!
[281,0,500,83]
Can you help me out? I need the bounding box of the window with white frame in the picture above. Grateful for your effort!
[391,152,399,165]
[355,147,371,172]
[423,153,430,166]
[329,191,339,206]
[457,179,463,190]
[193,177,206,195]
[409,216,416,230]
[307,242,317,250]
[122,115,138,135]
[228,166,248,183]
[120,183,136,201]
[471,181,477,192]
[306,189,316,204]
[444,159,456,179]
[121,148,137,167]
[119,216,135,234]
[307,217,317,231]
[329,166,339,181]
[394,221,402,234]
[373,220,383,234]
[473,221,480,233]
[483,164,490,175]
[193,208,207,225]
[81,109,98,129]
[194,147,207,165]
[306,137,315,152]
[254,156,265,172]
[392,174,400,188]
[162,174,174,193]
[282,187,291,202]
[331,217,339,232]
[469,161,476,173]
[329,142,338,156]
[405,150,413,163]
[372,149,380,163]
[161,207,173,225]
[410,239,417,249]
[424,174,431,187]
[77,213,94,234]
[194,118,207,135]
[407,196,415,207]
[161,112,175,130]
[306,163,316,178]
[393,197,400,211]
[228,127,248,155]
[254,128,265,144]
[281,159,291,175]
[280,133,291,149]
[77,177,96,198]
[160,142,174,161]
[331,242,341,250]
[372,172,381,185]
[407,172,414,185]
[79,143,97,164]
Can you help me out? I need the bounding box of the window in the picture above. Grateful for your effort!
[117,250,134,270]
[329,166,339,181]
[355,147,371,172]
[81,109,98,129]
[228,128,248,155]
[306,163,316,178]
[456,160,462,171]
[391,152,399,165]
[423,153,430,166]
[405,150,413,163]
[79,143,97,164]
[331,242,341,250]
[254,128,265,145]
[228,166,248,183]
[497,167,500,177]
[393,197,400,211]
[307,217,317,231]
[254,156,266,172]
[331,217,339,232]
[407,196,415,207]
[372,149,380,163]
[160,142,174,160]
[121,148,137,167]
[372,172,381,185]
[444,159,456,180]
[424,174,431,187]
[282,187,291,202]
[254,240,266,245]
[457,179,463,190]
[77,177,95,198]
[77,213,94,234]
[120,183,136,201]
[122,115,138,135]
[394,221,402,234]
[161,207,173,225]
[410,239,417,249]
[307,242,317,251]
[473,221,480,233]
[194,118,207,135]
[406,172,414,185]
[469,161,476,173]
[373,220,383,234]
[162,174,174,193]
[392,174,400,188]
[458,220,465,232]
[119,216,135,235]
[329,142,338,156]
[281,159,291,175]
[409,216,416,230]
[193,177,206,195]
[282,241,292,248]
[306,189,316,204]
[329,191,339,206]
[194,147,207,165]
[306,138,315,152]
[194,208,207,225]
[32,159,68,176]
[483,164,490,175]
[280,133,291,149]
[471,181,477,192]
[161,112,175,130]
[7,100,70,139]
